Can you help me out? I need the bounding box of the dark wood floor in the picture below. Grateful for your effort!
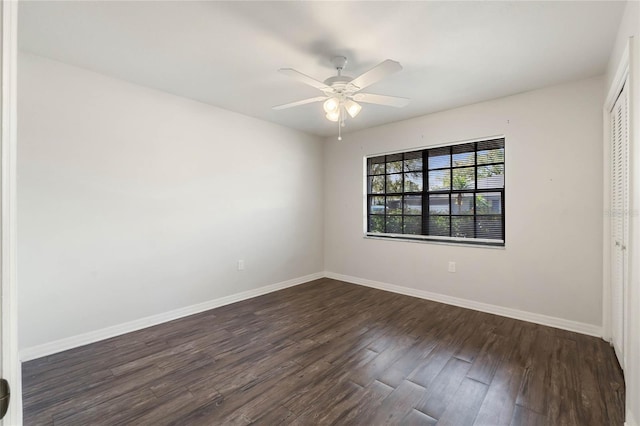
[23,278,624,425]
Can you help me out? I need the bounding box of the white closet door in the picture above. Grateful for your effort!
[611,79,629,368]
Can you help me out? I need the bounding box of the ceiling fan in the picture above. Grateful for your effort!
[273,56,410,140]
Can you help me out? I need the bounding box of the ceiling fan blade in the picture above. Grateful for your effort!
[347,60,403,91]
[272,96,327,110]
[279,68,331,91]
[353,93,410,107]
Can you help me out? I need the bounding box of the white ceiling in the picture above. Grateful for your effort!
[19,1,625,137]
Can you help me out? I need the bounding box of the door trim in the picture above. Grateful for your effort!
[603,39,631,347]
[1,0,20,424]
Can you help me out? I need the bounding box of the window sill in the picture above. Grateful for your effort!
[363,234,506,249]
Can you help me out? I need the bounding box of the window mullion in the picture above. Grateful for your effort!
[384,155,387,233]
[423,150,428,236]
[448,146,452,237]
[401,152,405,234]
[474,142,478,239]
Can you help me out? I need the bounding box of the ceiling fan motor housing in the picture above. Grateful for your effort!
[323,75,354,94]
[324,56,354,94]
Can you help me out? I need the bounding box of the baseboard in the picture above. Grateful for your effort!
[324,271,603,338]
[20,272,325,361]
[19,270,604,361]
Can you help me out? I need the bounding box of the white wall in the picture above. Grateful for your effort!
[17,53,324,350]
[605,2,640,425]
[325,76,604,329]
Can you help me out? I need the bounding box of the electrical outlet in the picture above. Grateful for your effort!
[237,259,245,271]
[448,261,456,273]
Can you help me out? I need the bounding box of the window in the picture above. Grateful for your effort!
[366,138,505,246]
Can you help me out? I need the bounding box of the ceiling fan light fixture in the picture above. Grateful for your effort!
[323,97,340,113]
[326,110,340,122]
[344,100,362,118]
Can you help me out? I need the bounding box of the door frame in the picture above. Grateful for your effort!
[1,0,20,424]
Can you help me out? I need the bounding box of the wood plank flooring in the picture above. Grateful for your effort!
[22,278,625,425]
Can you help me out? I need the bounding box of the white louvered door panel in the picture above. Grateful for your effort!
[611,80,629,368]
